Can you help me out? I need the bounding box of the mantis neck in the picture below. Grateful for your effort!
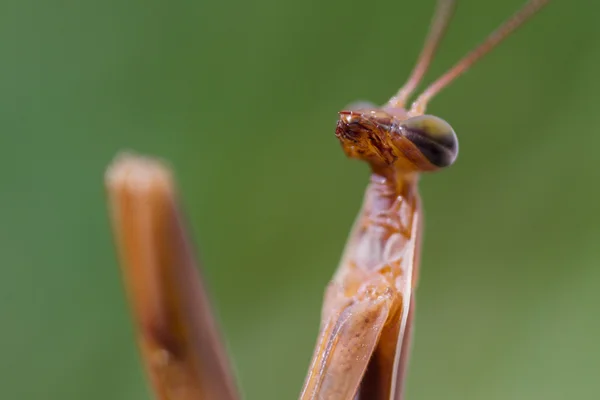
[339,168,420,275]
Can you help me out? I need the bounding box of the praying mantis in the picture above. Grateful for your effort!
[105,1,549,399]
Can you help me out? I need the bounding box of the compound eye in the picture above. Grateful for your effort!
[400,115,459,168]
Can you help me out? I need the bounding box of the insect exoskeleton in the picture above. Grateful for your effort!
[336,106,458,172]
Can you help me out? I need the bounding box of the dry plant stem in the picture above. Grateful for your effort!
[106,154,239,400]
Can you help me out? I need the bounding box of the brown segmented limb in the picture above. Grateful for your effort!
[359,203,422,400]
[300,281,395,400]
[106,153,239,400]
[300,170,422,400]
[389,209,423,400]
[390,294,416,400]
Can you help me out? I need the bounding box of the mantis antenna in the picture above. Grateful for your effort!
[387,0,550,115]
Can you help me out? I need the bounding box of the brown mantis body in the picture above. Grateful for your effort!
[106,1,549,399]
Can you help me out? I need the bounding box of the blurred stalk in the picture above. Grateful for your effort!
[105,153,239,400]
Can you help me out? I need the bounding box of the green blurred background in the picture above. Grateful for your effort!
[1,0,598,399]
